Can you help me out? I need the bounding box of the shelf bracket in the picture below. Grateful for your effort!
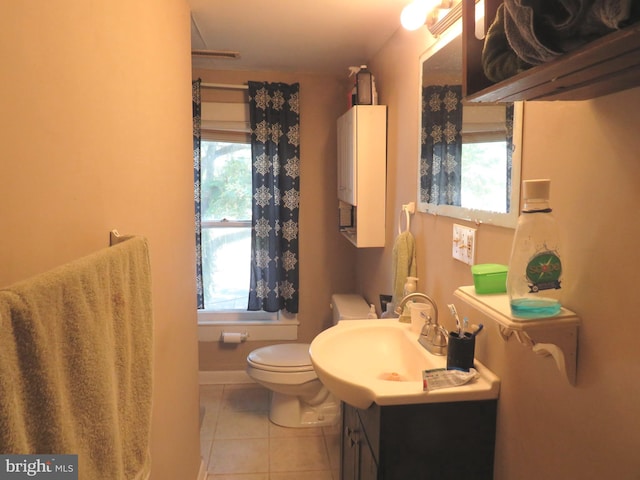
[454,286,580,386]
[498,323,578,386]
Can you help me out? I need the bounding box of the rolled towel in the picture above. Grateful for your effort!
[503,0,583,65]
[582,0,632,33]
[503,0,635,66]
[482,4,533,83]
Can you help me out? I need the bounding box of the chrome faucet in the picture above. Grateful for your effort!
[395,292,448,356]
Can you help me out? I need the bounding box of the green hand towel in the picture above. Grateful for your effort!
[392,231,417,312]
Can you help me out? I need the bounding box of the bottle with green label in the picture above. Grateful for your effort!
[506,179,563,318]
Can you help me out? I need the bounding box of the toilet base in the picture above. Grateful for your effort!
[269,391,340,428]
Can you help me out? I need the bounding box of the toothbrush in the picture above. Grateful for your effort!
[470,323,484,337]
[447,304,462,335]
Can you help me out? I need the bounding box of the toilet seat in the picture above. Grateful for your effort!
[247,343,314,373]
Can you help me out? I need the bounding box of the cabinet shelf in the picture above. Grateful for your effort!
[454,286,580,385]
[463,0,640,102]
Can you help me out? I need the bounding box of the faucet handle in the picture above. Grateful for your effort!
[420,322,434,338]
[418,323,449,356]
[431,325,449,348]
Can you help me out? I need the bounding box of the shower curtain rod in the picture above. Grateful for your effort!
[201,82,248,90]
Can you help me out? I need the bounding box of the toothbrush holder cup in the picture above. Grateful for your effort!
[446,332,476,372]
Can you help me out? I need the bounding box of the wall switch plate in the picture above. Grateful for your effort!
[452,224,476,265]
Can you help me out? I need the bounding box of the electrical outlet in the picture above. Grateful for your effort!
[452,224,476,265]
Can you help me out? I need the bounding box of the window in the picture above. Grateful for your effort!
[459,104,510,214]
[195,98,296,340]
[200,138,252,310]
[460,140,508,213]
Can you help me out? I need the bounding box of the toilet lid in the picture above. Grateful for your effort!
[248,343,314,372]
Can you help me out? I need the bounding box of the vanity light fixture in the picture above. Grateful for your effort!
[400,0,454,32]
[400,0,480,37]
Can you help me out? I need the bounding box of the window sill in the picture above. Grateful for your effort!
[197,310,299,342]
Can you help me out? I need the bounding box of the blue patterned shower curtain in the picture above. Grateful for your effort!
[420,85,463,206]
[247,82,300,313]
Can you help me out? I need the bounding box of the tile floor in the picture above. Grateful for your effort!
[200,383,341,480]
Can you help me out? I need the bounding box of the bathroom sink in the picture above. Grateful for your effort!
[309,319,500,409]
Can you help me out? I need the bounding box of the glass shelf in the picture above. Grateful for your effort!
[454,286,580,386]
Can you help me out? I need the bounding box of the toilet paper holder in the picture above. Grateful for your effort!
[220,331,249,344]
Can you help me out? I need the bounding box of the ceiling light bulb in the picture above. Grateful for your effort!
[400,0,440,31]
[400,1,428,30]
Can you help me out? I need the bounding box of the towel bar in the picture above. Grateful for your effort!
[110,229,135,246]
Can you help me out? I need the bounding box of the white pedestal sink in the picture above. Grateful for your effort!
[309,319,500,409]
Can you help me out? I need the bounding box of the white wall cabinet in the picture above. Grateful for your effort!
[336,105,387,248]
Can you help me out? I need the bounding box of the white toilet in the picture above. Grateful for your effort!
[246,294,371,428]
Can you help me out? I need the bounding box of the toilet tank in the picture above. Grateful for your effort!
[331,294,371,325]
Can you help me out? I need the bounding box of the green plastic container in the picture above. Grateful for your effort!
[471,264,508,294]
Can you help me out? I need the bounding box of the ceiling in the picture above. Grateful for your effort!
[188,0,409,76]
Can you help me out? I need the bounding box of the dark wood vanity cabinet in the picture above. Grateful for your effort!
[341,400,497,480]
[342,403,378,480]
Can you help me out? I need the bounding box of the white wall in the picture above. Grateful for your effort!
[0,1,201,478]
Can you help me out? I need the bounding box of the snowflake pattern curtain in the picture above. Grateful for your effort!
[505,103,515,213]
[192,79,204,309]
[419,85,463,206]
[247,82,300,313]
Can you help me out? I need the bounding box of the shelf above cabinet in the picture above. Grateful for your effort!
[463,0,640,102]
[454,286,580,386]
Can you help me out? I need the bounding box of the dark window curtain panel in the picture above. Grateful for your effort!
[192,79,204,309]
[505,103,514,213]
[247,81,300,313]
[420,85,463,206]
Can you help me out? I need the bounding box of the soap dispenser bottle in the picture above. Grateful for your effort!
[403,276,418,296]
[399,277,419,323]
[506,179,563,318]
